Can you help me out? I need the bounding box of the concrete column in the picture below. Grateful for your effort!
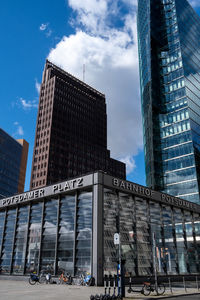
[92,172,104,286]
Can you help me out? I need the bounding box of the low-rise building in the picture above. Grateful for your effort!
[0,171,199,285]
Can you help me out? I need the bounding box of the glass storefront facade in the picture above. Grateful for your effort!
[137,0,200,204]
[0,190,92,276]
[104,188,200,276]
[0,172,200,284]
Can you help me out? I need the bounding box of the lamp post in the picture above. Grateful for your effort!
[115,214,125,298]
[153,232,158,294]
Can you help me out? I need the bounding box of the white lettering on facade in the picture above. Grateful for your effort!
[2,189,45,207]
[112,179,153,198]
[53,178,84,194]
[113,178,197,212]
[64,181,70,190]
[1,177,84,208]
[161,194,196,210]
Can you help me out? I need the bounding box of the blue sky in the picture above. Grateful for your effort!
[0,0,199,192]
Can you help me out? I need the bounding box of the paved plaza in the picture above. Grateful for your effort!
[0,279,200,300]
[0,279,103,300]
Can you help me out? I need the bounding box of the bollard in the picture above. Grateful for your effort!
[128,272,132,291]
[111,275,117,300]
[168,277,173,294]
[108,275,112,295]
[104,275,108,296]
[196,275,199,290]
[121,259,126,298]
[183,277,187,293]
[113,275,117,296]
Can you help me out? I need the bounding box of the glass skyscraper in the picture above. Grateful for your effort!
[137,0,200,204]
[0,129,29,198]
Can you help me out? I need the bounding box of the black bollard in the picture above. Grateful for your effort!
[111,275,117,300]
[108,275,112,296]
[128,272,132,293]
[121,259,126,298]
[104,275,108,296]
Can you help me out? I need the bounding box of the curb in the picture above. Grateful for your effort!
[124,292,200,300]
[147,292,200,299]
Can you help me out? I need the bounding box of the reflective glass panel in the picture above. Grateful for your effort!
[119,193,136,276]
[162,205,177,274]
[104,189,118,275]
[12,206,29,274]
[135,197,151,276]
[1,209,16,274]
[174,208,187,273]
[75,191,92,275]
[57,194,75,275]
[40,198,58,274]
[25,203,42,274]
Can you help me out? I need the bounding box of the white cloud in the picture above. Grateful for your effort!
[39,23,48,31]
[189,0,200,7]
[46,29,52,37]
[39,23,52,37]
[68,0,107,15]
[19,98,38,110]
[35,79,41,94]
[13,122,24,136]
[48,0,142,174]
[17,125,24,136]
[68,0,107,33]
[121,156,136,174]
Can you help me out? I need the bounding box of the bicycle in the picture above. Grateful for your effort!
[45,273,53,284]
[28,271,46,285]
[73,273,95,286]
[142,279,165,296]
[127,273,144,294]
[58,272,72,285]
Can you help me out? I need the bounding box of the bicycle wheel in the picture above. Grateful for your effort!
[39,275,46,284]
[142,284,151,296]
[29,277,36,285]
[157,284,165,295]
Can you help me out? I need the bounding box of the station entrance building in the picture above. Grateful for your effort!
[0,172,200,285]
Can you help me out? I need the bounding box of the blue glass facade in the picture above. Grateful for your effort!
[0,129,22,198]
[137,0,200,204]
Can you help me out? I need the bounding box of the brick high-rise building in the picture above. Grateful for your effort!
[30,60,125,189]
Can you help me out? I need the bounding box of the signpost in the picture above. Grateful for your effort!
[114,233,119,245]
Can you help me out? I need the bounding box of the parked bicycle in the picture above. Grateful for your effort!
[74,273,95,286]
[58,272,72,285]
[127,273,144,294]
[45,273,53,284]
[83,273,95,286]
[29,271,46,285]
[142,278,165,296]
[127,274,165,296]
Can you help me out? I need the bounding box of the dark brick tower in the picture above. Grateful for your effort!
[30,60,125,189]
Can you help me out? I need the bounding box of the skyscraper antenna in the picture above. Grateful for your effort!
[83,64,85,82]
